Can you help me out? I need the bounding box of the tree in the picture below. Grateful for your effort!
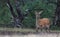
[53,0,60,27]
[6,0,29,28]
[0,0,56,28]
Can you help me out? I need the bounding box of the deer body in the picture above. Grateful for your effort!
[38,18,50,28]
[36,18,50,32]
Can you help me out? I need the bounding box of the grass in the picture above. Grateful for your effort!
[0,27,60,33]
[0,28,36,32]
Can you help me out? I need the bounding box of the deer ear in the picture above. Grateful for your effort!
[39,11,43,14]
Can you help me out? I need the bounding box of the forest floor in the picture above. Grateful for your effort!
[0,28,60,37]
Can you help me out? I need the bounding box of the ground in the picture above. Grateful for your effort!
[0,33,60,37]
[0,28,60,37]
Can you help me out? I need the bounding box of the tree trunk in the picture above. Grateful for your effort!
[14,0,26,28]
[7,0,17,18]
[7,0,29,28]
[7,0,22,28]
[53,0,60,27]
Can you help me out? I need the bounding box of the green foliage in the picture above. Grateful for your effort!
[0,0,57,28]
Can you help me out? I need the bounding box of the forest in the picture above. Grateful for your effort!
[0,0,59,30]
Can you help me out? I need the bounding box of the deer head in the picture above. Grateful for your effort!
[35,10,43,15]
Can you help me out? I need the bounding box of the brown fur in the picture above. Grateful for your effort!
[36,18,50,32]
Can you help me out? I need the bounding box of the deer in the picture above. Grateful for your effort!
[35,10,51,32]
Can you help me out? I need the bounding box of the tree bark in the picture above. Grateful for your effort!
[7,0,22,28]
[14,0,24,22]
[7,0,17,18]
[14,0,26,28]
[53,0,60,27]
[7,0,29,28]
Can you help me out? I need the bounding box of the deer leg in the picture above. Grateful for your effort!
[36,27,39,32]
[40,25,43,31]
[46,25,50,32]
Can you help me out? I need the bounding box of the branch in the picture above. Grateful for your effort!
[14,0,24,22]
[7,0,17,18]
